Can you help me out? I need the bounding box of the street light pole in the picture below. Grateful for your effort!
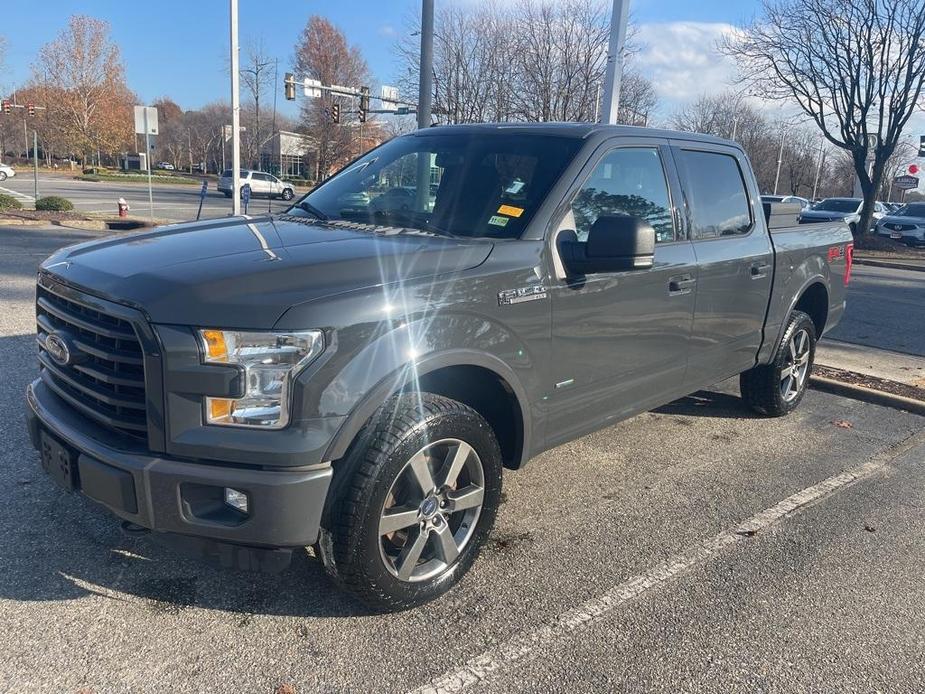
[600,0,630,125]
[415,0,435,214]
[774,126,786,195]
[230,0,242,215]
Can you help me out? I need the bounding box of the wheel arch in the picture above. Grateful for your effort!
[792,280,829,337]
[322,349,531,472]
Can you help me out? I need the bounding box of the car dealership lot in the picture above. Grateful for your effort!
[2,226,925,693]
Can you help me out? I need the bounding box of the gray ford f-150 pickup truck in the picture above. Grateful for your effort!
[27,124,853,610]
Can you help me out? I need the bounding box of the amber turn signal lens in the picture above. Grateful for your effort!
[208,398,233,421]
[201,330,228,361]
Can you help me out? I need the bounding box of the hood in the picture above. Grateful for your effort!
[880,214,925,227]
[40,215,494,328]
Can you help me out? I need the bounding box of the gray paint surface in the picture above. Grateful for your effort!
[27,124,853,548]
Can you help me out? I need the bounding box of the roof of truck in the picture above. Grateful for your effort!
[407,122,737,147]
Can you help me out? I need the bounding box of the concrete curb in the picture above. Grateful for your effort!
[0,217,45,226]
[810,375,925,416]
[853,258,925,273]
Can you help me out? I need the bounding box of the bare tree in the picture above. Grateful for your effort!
[394,0,657,126]
[293,16,370,177]
[723,0,925,238]
[240,40,276,169]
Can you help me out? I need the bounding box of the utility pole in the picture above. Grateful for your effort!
[230,0,242,215]
[416,0,435,213]
[811,136,825,201]
[600,0,630,125]
[32,130,38,200]
[774,126,786,195]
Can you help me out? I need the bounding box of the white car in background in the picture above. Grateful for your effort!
[0,163,15,181]
[218,169,295,201]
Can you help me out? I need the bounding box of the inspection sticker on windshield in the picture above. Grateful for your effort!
[497,204,524,218]
[488,215,509,227]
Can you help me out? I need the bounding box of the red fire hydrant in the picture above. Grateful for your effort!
[117,197,129,218]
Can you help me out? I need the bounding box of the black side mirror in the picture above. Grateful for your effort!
[560,214,655,275]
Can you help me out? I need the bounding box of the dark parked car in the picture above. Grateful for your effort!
[27,124,852,611]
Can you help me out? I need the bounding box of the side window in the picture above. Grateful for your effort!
[675,149,752,238]
[570,147,675,243]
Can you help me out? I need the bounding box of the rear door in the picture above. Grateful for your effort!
[670,144,773,388]
[546,138,697,447]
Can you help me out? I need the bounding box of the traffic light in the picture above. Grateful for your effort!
[1,100,10,114]
[27,102,35,117]
[284,73,295,101]
[358,86,370,123]
[331,102,340,124]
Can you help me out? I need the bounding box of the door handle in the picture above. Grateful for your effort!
[668,274,696,296]
[750,262,771,279]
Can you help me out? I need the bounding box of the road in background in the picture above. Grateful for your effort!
[1,226,924,693]
[0,174,298,222]
[825,264,925,357]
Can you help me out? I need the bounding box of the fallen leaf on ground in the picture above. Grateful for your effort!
[832,419,853,429]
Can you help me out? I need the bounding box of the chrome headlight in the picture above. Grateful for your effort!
[198,329,324,428]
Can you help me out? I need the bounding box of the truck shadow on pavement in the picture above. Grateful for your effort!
[653,389,758,419]
[2,325,751,619]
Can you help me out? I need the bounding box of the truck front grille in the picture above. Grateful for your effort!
[36,284,148,440]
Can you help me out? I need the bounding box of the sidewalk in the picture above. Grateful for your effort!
[816,339,925,388]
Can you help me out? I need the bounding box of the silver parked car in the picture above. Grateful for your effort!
[876,202,925,247]
[218,169,295,201]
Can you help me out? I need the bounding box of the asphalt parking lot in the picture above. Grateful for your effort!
[2,226,925,693]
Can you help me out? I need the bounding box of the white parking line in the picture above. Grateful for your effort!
[409,431,924,694]
[0,184,34,202]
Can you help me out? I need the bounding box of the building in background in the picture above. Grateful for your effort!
[260,130,317,180]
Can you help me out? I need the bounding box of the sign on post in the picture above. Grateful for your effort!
[380,85,399,112]
[242,183,251,214]
[133,106,158,136]
[303,78,323,98]
[133,105,158,222]
[893,175,919,190]
[919,135,925,158]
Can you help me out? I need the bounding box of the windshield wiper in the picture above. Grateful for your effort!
[294,201,329,221]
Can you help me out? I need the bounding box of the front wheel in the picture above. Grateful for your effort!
[0,172,7,181]
[282,188,294,201]
[740,310,816,417]
[319,392,502,612]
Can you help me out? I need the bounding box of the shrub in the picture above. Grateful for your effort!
[35,196,74,212]
[0,193,23,210]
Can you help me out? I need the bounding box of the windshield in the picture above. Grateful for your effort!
[286,131,582,239]
[896,203,925,217]
[811,199,860,213]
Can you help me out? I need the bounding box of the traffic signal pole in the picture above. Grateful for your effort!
[229,0,242,215]
[416,0,435,213]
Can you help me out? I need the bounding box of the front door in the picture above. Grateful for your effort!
[670,145,774,388]
[546,141,696,448]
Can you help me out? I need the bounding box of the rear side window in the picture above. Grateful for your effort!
[675,150,752,238]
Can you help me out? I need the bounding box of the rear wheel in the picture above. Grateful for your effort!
[319,392,502,611]
[740,310,816,417]
[0,171,7,181]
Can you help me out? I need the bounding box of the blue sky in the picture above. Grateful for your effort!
[2,0,763,121]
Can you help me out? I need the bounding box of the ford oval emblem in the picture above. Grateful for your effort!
[45,333,71,366]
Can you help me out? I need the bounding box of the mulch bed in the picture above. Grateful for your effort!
[814,364,925,401]
[0,210,90,222]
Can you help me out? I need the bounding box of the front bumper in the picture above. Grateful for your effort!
[27,378,333,549]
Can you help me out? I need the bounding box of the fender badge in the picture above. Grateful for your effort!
[498,285,547,306]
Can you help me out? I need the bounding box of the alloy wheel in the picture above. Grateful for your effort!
[378,438,485,582]
[780,328,811,402]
